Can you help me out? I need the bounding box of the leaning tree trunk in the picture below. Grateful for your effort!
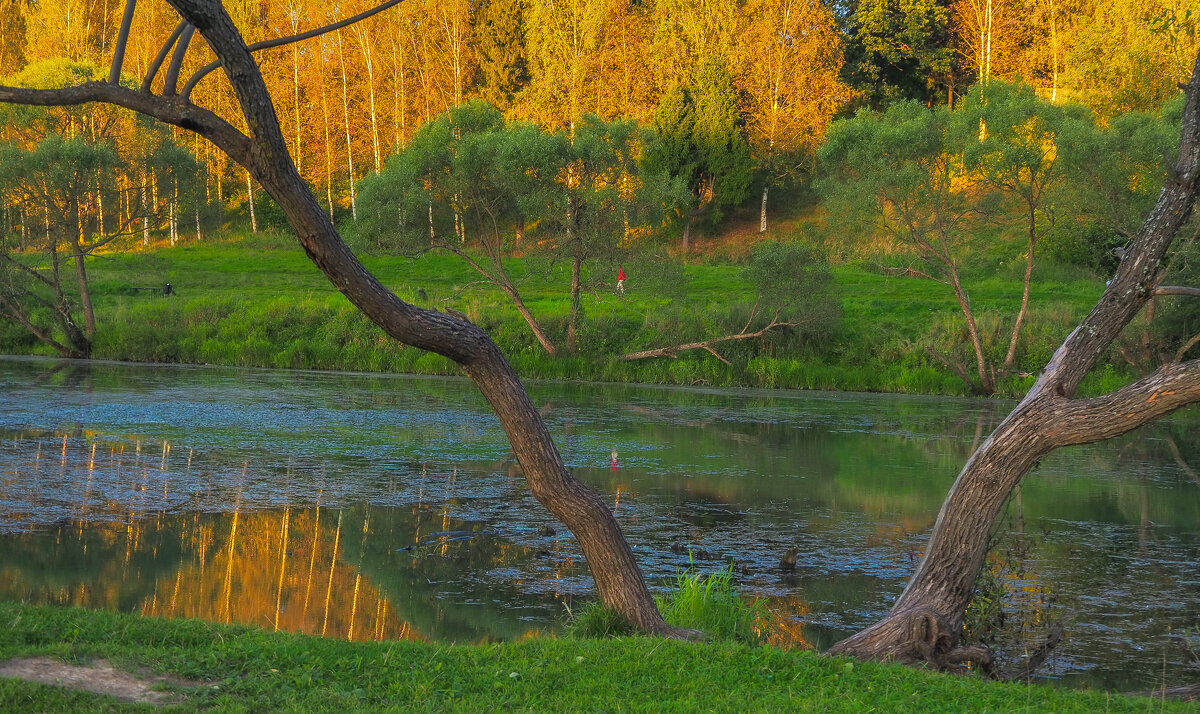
[830,51,1200,667]
[0,0,690,638]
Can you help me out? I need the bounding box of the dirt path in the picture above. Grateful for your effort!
[0,656,198,705]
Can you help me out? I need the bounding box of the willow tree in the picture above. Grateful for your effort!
[0,0,688,637]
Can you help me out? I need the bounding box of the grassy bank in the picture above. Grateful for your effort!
[2,231,1120,397]
[0,603,1185,712]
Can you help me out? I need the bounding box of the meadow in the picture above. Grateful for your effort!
[0,225,1119,399]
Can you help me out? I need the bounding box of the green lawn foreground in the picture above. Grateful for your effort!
[0,603,1186,713]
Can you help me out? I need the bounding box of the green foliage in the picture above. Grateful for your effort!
[962,561,1007,645]
[843,0,955,108]
[353,100,575,259]
[655,564,767,645]
[569,602,636,639]
[743,240,841,338]
[475,0,530,110]
[1055,96,1179,251]
[817,99,973,263]
[690,56,753,215]
[0,58,107,139]
[643,60,754,233]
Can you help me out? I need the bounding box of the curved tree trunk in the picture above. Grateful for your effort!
[830,54,1200,666]
[0,0,686,638]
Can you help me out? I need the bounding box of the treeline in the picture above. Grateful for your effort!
[2,0,1197,224]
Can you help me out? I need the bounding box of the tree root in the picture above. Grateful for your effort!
[826,607,963,668]
[827,608,1069,681]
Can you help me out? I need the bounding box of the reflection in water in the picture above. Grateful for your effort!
[0,499,572,643]
[1,356,1199,691]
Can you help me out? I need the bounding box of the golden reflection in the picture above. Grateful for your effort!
[273,507,290,632]
[757,596,814,651]
[322,510,344,636]
[130,509,423,643]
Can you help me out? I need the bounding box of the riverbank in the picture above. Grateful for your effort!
[1,231,1119,398]
[0,603,1187,712]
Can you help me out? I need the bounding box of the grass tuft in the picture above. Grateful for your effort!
[568,602,637,639]
[655,564,767,645]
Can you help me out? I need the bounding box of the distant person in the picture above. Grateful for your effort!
[616,266,626,295]
[610,449,619,471]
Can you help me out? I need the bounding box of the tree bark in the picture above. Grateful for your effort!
[760,185,768,233]
[337,28,357,220]
[947,263,994,394]
[502,281,559,356]
[566,253,582,352]
[0,0,688,638]
[829,50,1200,667]
[245,168,256,233]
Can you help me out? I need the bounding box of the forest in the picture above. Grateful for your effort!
[0,0,1195,233]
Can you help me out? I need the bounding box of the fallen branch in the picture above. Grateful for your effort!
[620,308,797,363]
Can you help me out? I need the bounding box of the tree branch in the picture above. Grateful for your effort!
[1046,359,1200,447]
[621,311,797,362]
[141,21,187,92]
[180,0,406,99]
[0,83,251,164]
[1177,332,1200,363]
[163,24,196,96]
[108,0,138,85]
[1154,285,1200,298]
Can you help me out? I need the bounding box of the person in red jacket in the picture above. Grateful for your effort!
[616,266,626,295]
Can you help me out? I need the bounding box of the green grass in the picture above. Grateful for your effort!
[2,229,1127,397]
[655,565,767,645]
[0,602,1188,712]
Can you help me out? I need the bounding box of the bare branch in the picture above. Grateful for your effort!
[0,296,73,355]
[1176,332,1200,363]
[1155,285,1200,298]
[701,344,733,365]
[109,0,138,85]
[180,0,405,99]
[141,21,187,92]
[1165,435,1200,489]
[621,312,797,362]
[164,24,196,96]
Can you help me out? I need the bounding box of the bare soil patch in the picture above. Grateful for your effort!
[0,656,198,705]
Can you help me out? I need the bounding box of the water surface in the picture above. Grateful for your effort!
[1,356,1197,691]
